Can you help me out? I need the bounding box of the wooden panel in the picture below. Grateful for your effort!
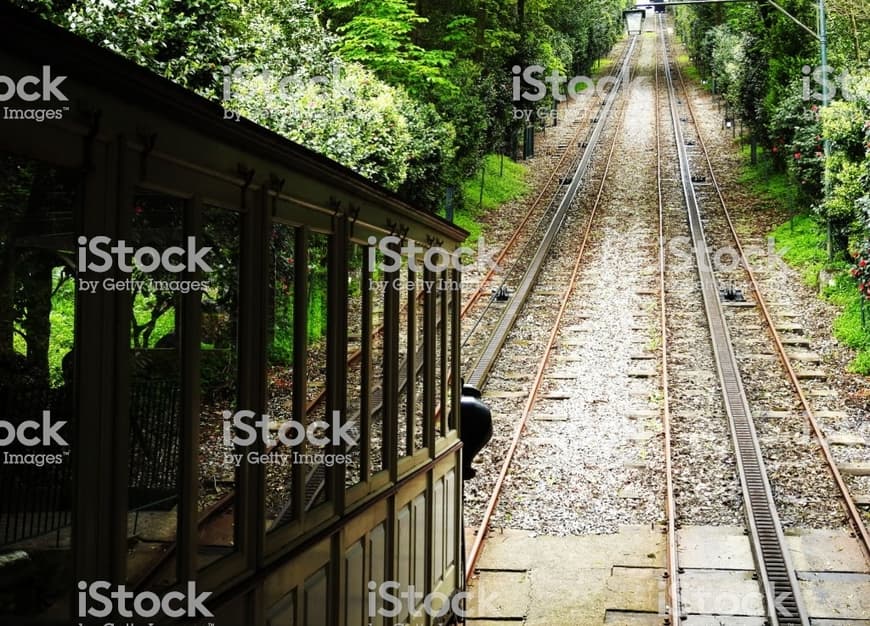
[396,504,412,599]
[433,479,445,583]
[446,468,456,570]
[267,590,295,626]
[413,492,427,611]
[369,523,387,626]
[345,539,365,626]
[303,567,329,626]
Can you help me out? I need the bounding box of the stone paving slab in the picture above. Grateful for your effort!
[677,526,755,570]
[477,526,664,571]
[785,528,870,573]
[683,617,766,626]
[466,569,530,619]
[679,569,765,616]
[798,572,870,620]
[468,527,664,626]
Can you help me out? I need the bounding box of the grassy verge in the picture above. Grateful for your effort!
[737,145,799,211]
[676,53,700,82]
[456,154,529,245]
[770,214,870,375]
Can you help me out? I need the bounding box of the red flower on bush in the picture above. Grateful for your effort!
[852,243,870,300]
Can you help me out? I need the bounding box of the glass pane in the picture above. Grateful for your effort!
[197,205,240,569]
[303,233,330,510]
[413,276,425,452]
[125,192,183,588]
[397,267,412,459]
[434,288,445,438]
[0,154,76,620]
[369,249,385,476]
[265,223,297,528]
[265,231,336,529]
[345,242,365,488]
[446,271,456,433]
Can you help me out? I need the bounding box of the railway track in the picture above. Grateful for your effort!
[464,31,642,580]
[134,37,639,591]
[657,13,870,624]
[463,15,868,624]
[658,14,807,623]
[272,34,644,523]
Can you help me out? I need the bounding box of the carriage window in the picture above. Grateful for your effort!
[267,231,331,531]
[345,241,366,488]
[445,273,456,433]
[125,192,183,587]
[368,248,386,477]
[303,233,329,510]
[265,223,298,528]
[197,205,240,569]
[397,267,413,459]
[412,272,426,452]
[434,288,446,438]
[0,154,77,620]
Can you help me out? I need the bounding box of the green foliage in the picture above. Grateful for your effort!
[20,0,250,94]
[850,242,870,299]
[456,154,528,244]
[24,0,629,214]
[771,214,830,286]
[770,215,870,374]
[827,273,870,374]
[324,0,457,102]
[738,144,799,212]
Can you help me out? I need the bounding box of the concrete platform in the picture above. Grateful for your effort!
[799,571,870,620]
[785,528,870,573]
[677,525,755,570]
[466,526,665,625]
[466,525,870,624]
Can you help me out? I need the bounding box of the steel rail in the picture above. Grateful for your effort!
[272,43,639,524]
[659,15,808,624]
[465,35,640,390]
[460,40,637,348]
[653,23,681,623]
[465,34,640,581]
[669,28,870,563]
[301,39,635,432]
[139,44,638,585]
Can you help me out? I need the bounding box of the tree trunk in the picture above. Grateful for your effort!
[750,135,757,165]
[0,228,15,358]
[517,0,525,36]
[22,252,54,386]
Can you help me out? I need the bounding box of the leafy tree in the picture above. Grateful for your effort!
[321,0,457,102]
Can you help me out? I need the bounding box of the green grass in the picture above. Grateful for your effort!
[770,215,830,288]
[457,154,529,245]
[770,215,870,374]
[676,53,700,82]
[826,274,870,374]
[747,142,870,374]
[596,57,615,74]
[738,145,799,212]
